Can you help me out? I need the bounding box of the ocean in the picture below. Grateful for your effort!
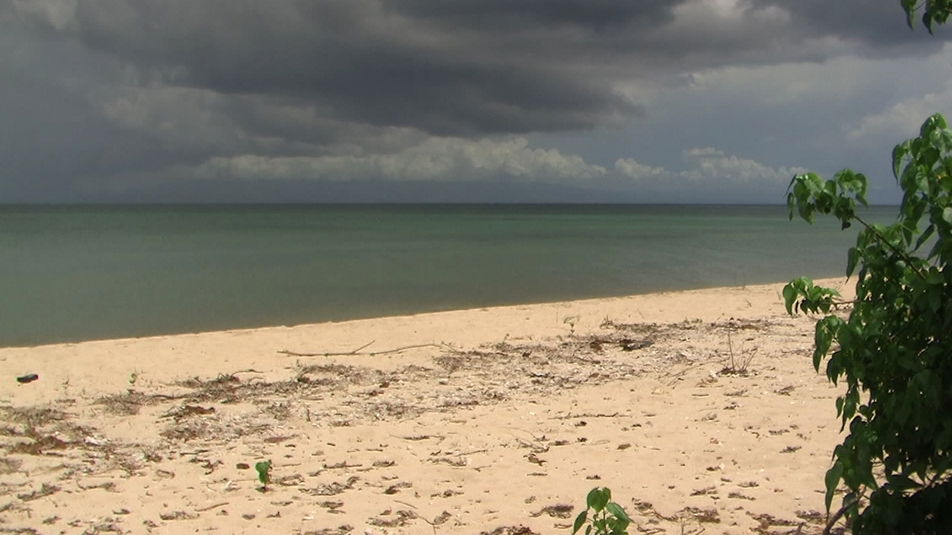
[0,204,893,347]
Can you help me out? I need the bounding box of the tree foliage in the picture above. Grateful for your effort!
[782,4,952,532]
[901,0,952,32]
[785,113,952,533]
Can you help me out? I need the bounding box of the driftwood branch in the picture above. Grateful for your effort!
[195,502,229,512]
[278,342,447,358]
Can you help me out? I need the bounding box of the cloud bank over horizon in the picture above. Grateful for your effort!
[2,0,951,203]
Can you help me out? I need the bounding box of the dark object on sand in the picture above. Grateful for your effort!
[16,374,39,384]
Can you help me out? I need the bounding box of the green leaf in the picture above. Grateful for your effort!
[782,282,797,315]
[886,474,921,491]
[825,463,844,512]
[587,487,609,512]
[902,0,918,27]
[943,206,952,224]
[573,511,588,534]
[846,247,859,278]
[915,224,935,252]
[609,516,631,535]
[605,502,631,523]
[255,460,272,485]
[586,487,600,510]
[894,142,910,179]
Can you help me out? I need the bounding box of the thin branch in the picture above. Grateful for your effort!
[853,214,928,280]
[822,490,862,535]
[195,502,229,512]
[822,505,847,535]
[278,342,445,358]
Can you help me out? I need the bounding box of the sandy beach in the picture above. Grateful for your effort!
[0,279,853,535]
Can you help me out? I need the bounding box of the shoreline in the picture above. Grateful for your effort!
[1,276,850,351]
[0,279,852,534]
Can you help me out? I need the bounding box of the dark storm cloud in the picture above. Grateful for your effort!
[11,0,654,136]
[390,0,674,30]
[2,0,950,202]
[10,0,947,140]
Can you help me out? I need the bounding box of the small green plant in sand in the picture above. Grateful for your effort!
[572,487,632,535]
[255,460,272,491]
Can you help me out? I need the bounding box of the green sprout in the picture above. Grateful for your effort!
[572,487,632,535]
[255,460,272,491]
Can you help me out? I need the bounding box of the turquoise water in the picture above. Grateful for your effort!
[0,204,894,347]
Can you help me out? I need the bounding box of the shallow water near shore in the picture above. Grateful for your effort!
[0,204,892,346]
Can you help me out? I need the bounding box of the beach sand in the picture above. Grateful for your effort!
[0,279,853,534]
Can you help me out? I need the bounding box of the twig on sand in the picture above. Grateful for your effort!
[278,342,447,358]
[195,502,229,512]
[552,412,622,419]
[394,500,418,510]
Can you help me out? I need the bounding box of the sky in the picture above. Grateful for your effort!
[2,0,951,204]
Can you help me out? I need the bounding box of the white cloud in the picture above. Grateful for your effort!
[613,158,666,180]
[613,148,804,185]
[681,55,887,107]
[193,137,608,182]
[847,80,952,142]
[680,147,806,182]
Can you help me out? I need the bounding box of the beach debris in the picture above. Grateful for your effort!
[431,511,452,525]
[526,453,546,466]
[690,486,717,496]
[162,404,215,421]
[195,502,229,513]
[159,510,198,521]
[15,374,38,384]
[318,500,345,513]
[279,342,445,358]
[775,385,796,395]
[429,455,468,467]
[678,506,720,524]
[368,509,417,527]
[304,525,354,535]
[383,481,412,494]
[619,338,653,351]
[480,525,540,535]
[301,476,359,496]
[17,483,60,501]
[83,435,108,447]
[748,512,801,534]
[530,504,574,518]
